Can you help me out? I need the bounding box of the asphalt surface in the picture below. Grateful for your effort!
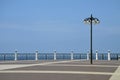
[0,60,120,80]
[0,73,111,80]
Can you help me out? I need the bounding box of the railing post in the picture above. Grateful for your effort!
[87,51,89,60]
[15,50,17,61]
[71,51,73,60]
[35,50,38,61]
[108,50,111,61]
[54,51,56,60]
[96,50,98,60]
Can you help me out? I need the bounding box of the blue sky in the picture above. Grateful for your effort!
[0,0,120,53]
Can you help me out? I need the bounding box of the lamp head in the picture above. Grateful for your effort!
[84,15,100,24]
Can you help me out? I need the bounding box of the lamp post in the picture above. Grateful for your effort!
[84,14,100,64]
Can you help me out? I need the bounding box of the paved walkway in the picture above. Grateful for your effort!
[0,60,120,80]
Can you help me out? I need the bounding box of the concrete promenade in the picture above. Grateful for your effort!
[0,60,120,80]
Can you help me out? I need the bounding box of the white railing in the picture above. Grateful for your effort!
[0,50,119,61]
